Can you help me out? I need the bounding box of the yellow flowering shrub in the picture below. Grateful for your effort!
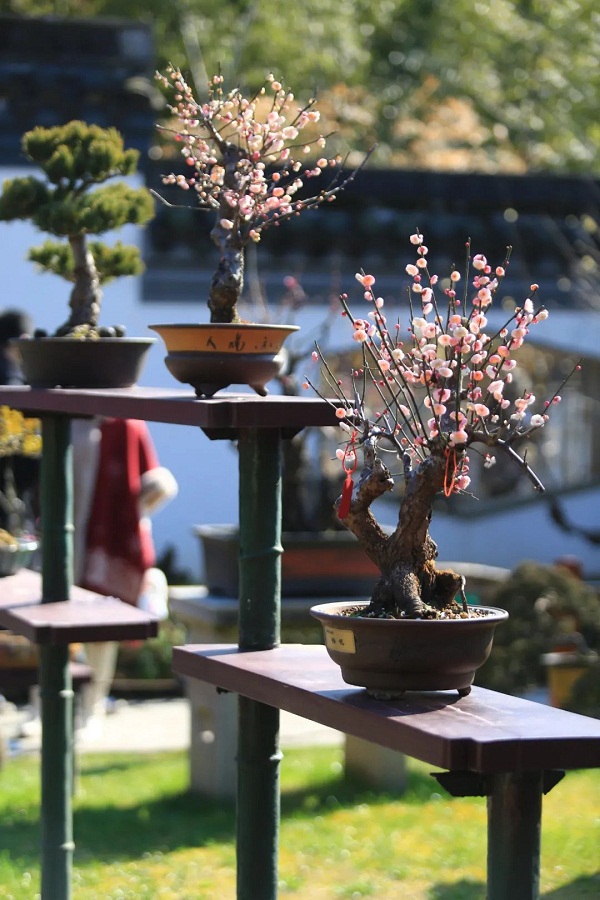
[0,406,41,458]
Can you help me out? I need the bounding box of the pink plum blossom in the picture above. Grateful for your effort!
[450,430,469,446]
[307,233,569,506]
[356,273,376,287]
[156,63,357,324]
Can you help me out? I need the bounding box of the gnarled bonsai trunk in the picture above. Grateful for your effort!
[337,448,465,618]
[208,236,244,323]
[56,234,102,335]
[208,141,246,324]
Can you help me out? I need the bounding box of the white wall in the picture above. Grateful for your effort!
[430,489,600,580]
[4,165,600,582]
[1,167,240,580]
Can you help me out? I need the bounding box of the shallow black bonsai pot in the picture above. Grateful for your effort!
[310,600,509,697]
[15,337,155,389]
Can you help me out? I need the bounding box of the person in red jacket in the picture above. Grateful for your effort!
[73,417,177,731]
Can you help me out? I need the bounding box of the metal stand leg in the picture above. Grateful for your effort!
[40,416,74,900]
[237,428,282,651]
[40,645,74,899]
[237,696,282,900]
[236,428,282,900]
[487,771,543,900]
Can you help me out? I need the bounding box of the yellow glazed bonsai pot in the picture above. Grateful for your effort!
[149,323,299,397]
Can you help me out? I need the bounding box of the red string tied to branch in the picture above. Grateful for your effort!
[443,446,460,497]
[338,433,358,520]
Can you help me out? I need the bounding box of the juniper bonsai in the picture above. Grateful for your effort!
[0,121,154,337]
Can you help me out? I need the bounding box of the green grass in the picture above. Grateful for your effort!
[0,748,598,899]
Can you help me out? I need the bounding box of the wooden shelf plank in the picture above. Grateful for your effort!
[0,569,45,609]
[0,597,159,644]
[0,569,115,610]
[0,662,93,690]
[0,387,336,432]
[173,644,600,774]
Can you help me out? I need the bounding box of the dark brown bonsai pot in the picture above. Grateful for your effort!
[16,336,155,389]
[310,600,509,697]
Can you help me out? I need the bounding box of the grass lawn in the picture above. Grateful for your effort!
[0,747,598,899]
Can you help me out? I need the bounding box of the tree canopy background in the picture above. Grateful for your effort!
[1,0,599,172]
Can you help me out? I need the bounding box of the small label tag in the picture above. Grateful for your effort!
[324,626,356,654]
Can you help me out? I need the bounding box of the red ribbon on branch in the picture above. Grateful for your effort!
[338,433,358,519]
[443,447,459,497]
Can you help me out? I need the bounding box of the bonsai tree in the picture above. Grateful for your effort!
[308,233,577,619]
[155,66,368,324]
[0,121,154,338]
[477,560,600,695]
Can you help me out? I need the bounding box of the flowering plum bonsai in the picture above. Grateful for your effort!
[0,121,154,338]
[308,234,576,620]
[156,66,366,323]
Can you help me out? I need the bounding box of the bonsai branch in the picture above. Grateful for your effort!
[334,455,394,571]
[470,430,545,492]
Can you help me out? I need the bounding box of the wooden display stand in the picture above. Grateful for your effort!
[1,386,599,900]
[0,386,336,900]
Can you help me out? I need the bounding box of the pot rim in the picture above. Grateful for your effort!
[310,600,509,623]
[149,322,300,332]
[14,336,156,344]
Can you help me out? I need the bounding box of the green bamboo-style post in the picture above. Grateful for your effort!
[40,415,74,900]
[236,427,283,900]
[487,771,543,900]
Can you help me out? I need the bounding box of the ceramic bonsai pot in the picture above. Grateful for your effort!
[149,323,299,397]
[16,337,155,389]
[0,535,39,576]
[310,600,509,697]
[194,523,382,598]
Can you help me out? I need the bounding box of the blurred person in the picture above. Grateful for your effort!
[73,417,177,733]
[0,308,39,534]
[0,308,32,385]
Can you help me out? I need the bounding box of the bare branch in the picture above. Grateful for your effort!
[470,429,545,491]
